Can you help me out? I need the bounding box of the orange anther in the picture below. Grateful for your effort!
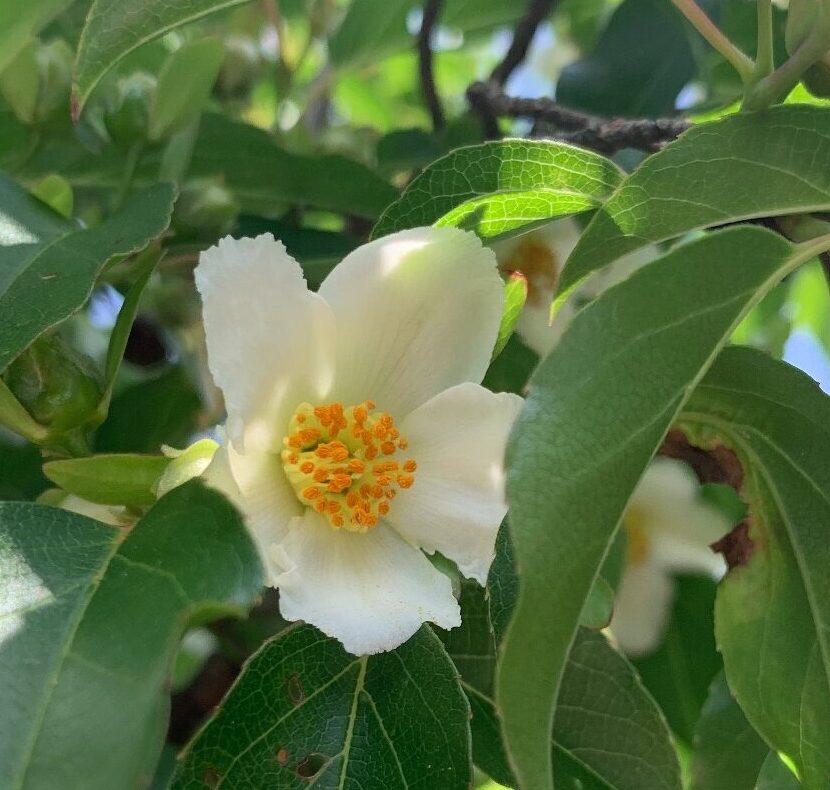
[378,501,390,516]
[397,474,414,489]
[332,515,344,528]
[313,469,328,483]
[302,486,320,500]
[346,492,359,508]
[371,484,384,499]
[348,458,365,473]
[315,499,328,513]
[381,441,396,455]
[386,489,397,499]
[300,462,315,474]
[397,438,408,450]
[365,445,378,460]
[403,459,417,473]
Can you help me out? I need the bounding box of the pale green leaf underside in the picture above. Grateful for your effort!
[562,105,830,294]
[499,226,798,790]
[372,139,623,240]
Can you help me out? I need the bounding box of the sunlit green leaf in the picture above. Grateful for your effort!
[0,481,263,790]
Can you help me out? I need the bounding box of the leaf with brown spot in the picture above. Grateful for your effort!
[681,345,830,788]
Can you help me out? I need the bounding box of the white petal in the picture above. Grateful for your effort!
[229,444,301,557]
[271,511,460,655]
[195,234,335,451]
[319,227,504,416]
[387,383,523,584]
[609,561,675,657]
[631,457,732,554]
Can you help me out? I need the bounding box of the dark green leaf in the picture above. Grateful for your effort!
[0,183,175,373]
[186,114,396,219]
[498,227,810,790]
[148,39,224,141]
[632,575,721,743]
[562,106,830,294]
[42,453,170,506]
[0,481,263,790]
[72,0,251,113]
[557,0,697,117]
[372,140,623,240]
[94,366,201,454]
[173,624,472,789]
[755,753,801,790]
[690,671,770,790]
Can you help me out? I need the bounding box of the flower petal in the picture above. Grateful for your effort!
[195,234,335,451]
[271,511,460,655]
[204,442,301,563]
[609,561,674,657]
[387,383,523,584]
[319,227,504,416]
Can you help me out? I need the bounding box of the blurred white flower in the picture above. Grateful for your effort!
[491,217,658,357]
[610,457,731,656]
[196,229,522,655]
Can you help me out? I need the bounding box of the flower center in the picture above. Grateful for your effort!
[623,506,650,565]
[281,400,417,532]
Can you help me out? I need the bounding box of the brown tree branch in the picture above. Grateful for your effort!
[490,0,556,86]
[467,80,690,154]
[417,0,446,132]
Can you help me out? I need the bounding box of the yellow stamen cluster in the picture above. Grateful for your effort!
[623,506,650,565]
[282,400,417,532]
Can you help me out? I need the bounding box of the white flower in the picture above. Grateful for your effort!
[492,217,658,357]
[195,228,522,655]
[609,457,731,657]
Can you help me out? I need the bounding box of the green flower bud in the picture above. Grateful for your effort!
[2,333,103,436]
[33,40,73,126]
[172,178,239,239]
[155,438,219,499]
[216,35,261,101]
[104,72,157,146]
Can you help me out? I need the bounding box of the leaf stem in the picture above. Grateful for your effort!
[744,16,830,109]
[753,0,775,79]
[792,233,830,267]
[672,0,755,83]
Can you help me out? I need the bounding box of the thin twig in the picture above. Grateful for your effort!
[417,0,446,131]
[467,81,690,154]
[490,0,555,86]
[671,0,754,82]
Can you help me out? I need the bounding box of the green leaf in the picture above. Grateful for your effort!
[557,0,697,117]
[372,139,623,240]
[0,171,74,246]
[458,625,682,790]
[690,672,770,790]
[755,753,801,790]
[498,226,814,790]
[561,106,830,295]
[0,481,263,790]
[329,0,526,70]
[72,0,250,114]
[173,624,472,789]
[482,334,538,397]
[0,183,174,373]
[29,174,74,218]
[185,114,397,219]
[493,276,527,360]
[681,346,830,788]
[42,453,170,506]
[94,366,201,454]
[0,0,73,73]
[632,575,721,743]
[99,247,160,413]
[148,39,224,141]
[0,42,39,124]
